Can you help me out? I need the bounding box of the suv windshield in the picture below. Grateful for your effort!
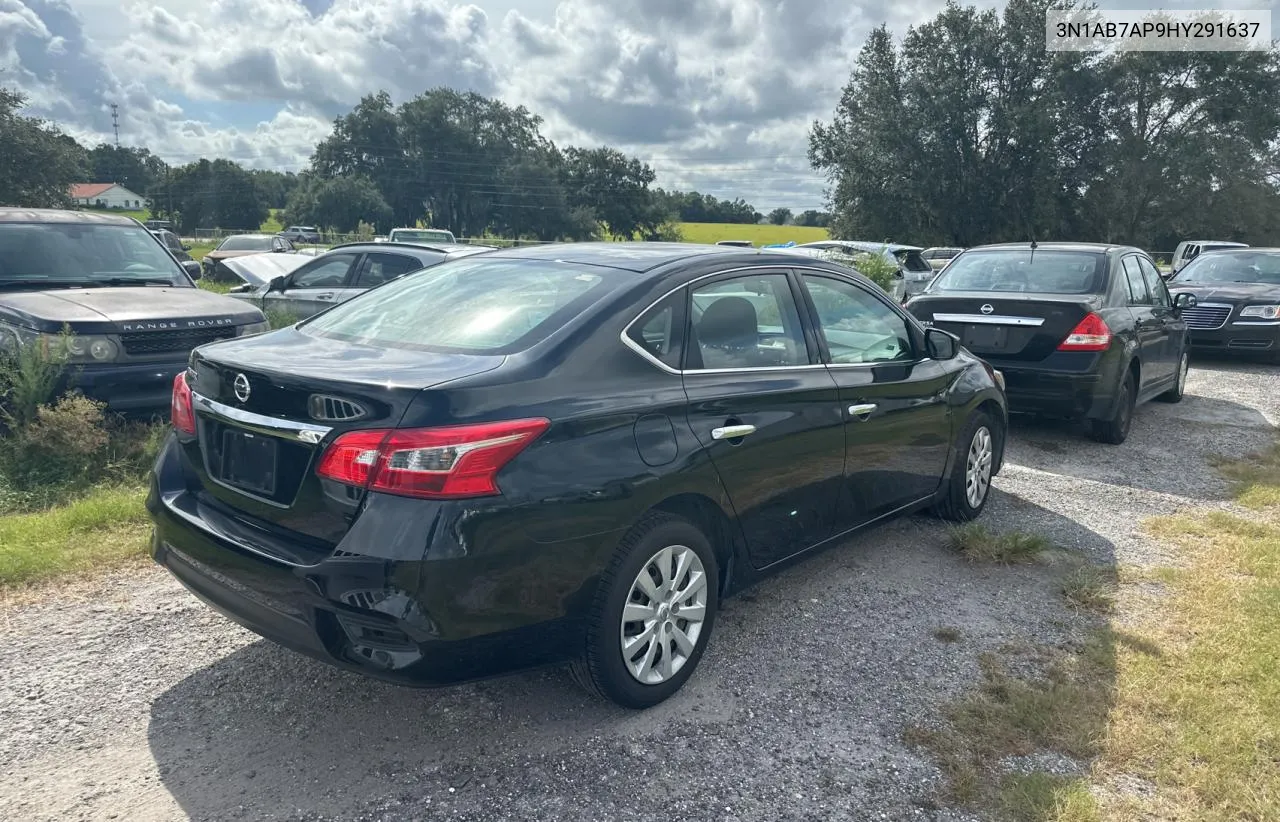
[0,222,188,286]
[1172,250,1280,285]
[303,257,622,353]
[218,236,274,251]
[930,249,1106,294]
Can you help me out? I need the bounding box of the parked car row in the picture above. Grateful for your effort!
[3,207,1271,712]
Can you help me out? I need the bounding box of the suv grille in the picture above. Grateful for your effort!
[121,327,236,355]
[1181,303,1232,330]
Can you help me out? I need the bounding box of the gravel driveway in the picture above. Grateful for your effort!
[2,357,1275,822]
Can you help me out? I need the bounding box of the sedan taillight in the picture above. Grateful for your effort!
[315,418,550,499]
[1058,313,1112,352]
[171,371,196,435]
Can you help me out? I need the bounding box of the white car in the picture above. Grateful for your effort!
[1171,240,1248,273]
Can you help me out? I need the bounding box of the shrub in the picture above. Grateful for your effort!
[265,307,300,329]
[0,332,72,429]
[0,394,109,492]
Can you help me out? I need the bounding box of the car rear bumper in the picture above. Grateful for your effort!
[983,352,1119,420]
[76,359,188,413]
[146,435,611,686]
[1187,322,1279,355]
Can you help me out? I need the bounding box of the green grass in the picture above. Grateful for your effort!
[948,523,1051,564]
[186,242,217,262]
[84,207,150,222]
[0,485,150,589]
[260,208,284,234]
[677,222,830,246]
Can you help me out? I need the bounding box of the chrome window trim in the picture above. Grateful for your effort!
[192,392,334,444]
[930,313,1046,327]
[620,264,926,374]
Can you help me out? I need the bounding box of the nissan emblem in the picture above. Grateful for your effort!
[233,373,251,403]
[980,303,994,315]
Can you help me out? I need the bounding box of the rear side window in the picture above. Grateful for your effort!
[303,257,621,354]
[931,250,1106,294]
[354,252,427,287]
[626,292,684,369]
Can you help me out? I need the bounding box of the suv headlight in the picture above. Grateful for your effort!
[237,320,271,336]
[1239,305,1280,320]
[0,322,119,363]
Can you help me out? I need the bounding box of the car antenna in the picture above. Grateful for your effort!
[1029,236,1037,263]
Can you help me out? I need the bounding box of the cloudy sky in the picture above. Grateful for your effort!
[1,0,1271,210]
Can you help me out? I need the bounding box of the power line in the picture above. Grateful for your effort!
[110,103,120,147]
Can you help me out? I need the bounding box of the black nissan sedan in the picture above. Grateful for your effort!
[906,243,1194,445]
[1165,248,1280,363]
[147,243,1007,708]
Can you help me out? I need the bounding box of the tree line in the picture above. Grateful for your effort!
[1,87,772,240]
[810,0,1280,250]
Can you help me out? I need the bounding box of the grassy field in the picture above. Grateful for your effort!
[912,442,1280,821]
[678,222,829,245]
[0,485,151,591]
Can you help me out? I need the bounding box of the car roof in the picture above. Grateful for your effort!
[481,241,761,272]
[800,240,923,253]
[1181,240,1248,246]
[222,233,276,239]
[967,242,1140,254]
[327,241,490,256]
[0,208,138,226]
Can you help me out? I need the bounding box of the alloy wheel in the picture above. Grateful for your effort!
[620,545,709,684]
[965,426,994,509]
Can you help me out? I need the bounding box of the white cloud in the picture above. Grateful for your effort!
[4,0,1009,209]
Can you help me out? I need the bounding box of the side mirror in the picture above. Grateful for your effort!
[925,327,960,360]
[181,260,202,280]
[181,244,191,251]
[267,275,287,294]
[1174,292,1197,310]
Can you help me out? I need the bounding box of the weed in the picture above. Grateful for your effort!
[933,626,963,643]
[948,523,1050,564]
[1061,565,1116,613]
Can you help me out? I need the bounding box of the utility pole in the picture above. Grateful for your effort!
[110,103,120,147]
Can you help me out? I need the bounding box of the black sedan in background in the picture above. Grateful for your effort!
[906,243,1193,445]
[1165,248,1280,363]
[148,243,1006,708]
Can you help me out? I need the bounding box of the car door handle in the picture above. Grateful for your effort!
[315,292,335,301]
[848,403,878,420]
[711,424,757,440]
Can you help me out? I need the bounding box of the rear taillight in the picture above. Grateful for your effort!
[171,371,196,435]
[1058,313,1112,352]
[315,418,550,500]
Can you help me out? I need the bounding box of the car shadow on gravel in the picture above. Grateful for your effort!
[146,491,1119,820]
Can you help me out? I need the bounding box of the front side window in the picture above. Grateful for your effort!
[688,273,808,369]
[802,275,914,364]
[0,222,188,286]
[304,257,620,354]
[1121,256,1151,305]
[1137,257,1170,308]
[291,254,357,288]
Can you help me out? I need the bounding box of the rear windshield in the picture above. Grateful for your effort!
[218,236,274,251]
[1171,251,1280,285]
[393,230,453,242]
[0,222,188,286]
[929,249,1106,294]
[896,250,932,272]
[302,257,622,353]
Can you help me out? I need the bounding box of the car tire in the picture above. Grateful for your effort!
[1090,368,1136,445]
[571,512,719,709]
[933,410,998,522]
[1157,350,1189,403]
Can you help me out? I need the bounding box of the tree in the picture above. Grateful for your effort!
[652,189,761,223]
[767,207,793,225]
[0,88,88,208]
[794,210,831,227]
[561,147,662,239]
[164,159,269,233]
[811,0,1280,248]
[251,170,300,210]
[86,145,167,199]
[282,175,393,233]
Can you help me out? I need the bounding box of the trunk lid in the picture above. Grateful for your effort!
[908,292,1100,362]
[184,327,504,550]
